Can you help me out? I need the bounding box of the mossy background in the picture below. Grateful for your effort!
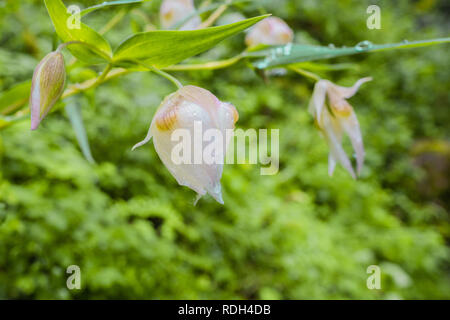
[0,0,449,299]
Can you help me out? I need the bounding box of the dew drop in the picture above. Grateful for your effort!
[275,47,284,56]
[355,40,373,51]
[283,43,293,55]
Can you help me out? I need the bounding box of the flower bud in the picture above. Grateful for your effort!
[30,51,66,130]
[245,17,293,47]
[160,0,201,30]
[133,85,239,204]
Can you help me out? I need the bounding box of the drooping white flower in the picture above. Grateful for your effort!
[133,85,239,204]
[245,16,293,47]
[160,0,201,30]
[30,51,66,130]
[309,77,372,178]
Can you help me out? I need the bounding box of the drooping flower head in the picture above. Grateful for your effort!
[30,50,66,130]
[309,77,372,178]
[245,16,293,47]
[160,0,201,30]
[133,85,239,204]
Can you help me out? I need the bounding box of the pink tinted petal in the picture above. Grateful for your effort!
[322,111,356,179]
[178,85,221,126]
[339,111,365,175]
[328,153,337,176]
[308,80,328,126]
[335,77,372,99]
[160,0,199,30]
[245,17,293,46]
[132,126,153,150]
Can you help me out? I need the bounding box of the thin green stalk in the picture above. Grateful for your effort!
[91,64,113,88]
[62,68,128,100]
[199,0,231,28]
[150,67,183,89]
[289,66,321,81]
[132,60,183,89]
[163,53,244,71]
[99,9,126,35]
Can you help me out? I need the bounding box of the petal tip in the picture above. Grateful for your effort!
[132,136,152,151]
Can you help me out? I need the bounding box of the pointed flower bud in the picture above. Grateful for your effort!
[245,17,293,47]
[308,77,372,179]
[133,85,239,204]
[30,50,66,130]
[160,0,201,30]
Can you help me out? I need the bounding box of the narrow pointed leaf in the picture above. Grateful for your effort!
[81,0,146,16]
[252,38,450,69]
[113,14,270,68]
[0,81,31,115]
[44,0,113,63]
[65,99,95,164]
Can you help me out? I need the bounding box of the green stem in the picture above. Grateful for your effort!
[131,60,183,89]
[151,67,183,89]
[288,66,321,81]
[99,9,126,35]
[199,0,231,28]
[62,68,128,100]
[163,53,244,71]
[91,64,113,88]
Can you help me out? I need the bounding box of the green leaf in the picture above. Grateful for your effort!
[252,38,450,69]
[0,114,28,130]
[291,62,358,72]
[0,81,31,115]
[113,14,270,68]
[44,0,113,64]
[81,0,146,17]
[65,98,95,164]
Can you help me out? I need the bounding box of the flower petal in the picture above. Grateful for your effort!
[308,80,328,127]
[245,17,293,47]
[334,77,372,99]
[328,153,337,176]
[132,126,153,151]
[338,109,365,175]
[322,111,356,179]
[160,0,200,30]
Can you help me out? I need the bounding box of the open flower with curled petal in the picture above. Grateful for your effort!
[309,77,372,179]
[30,50,66,130]
[245,16,293,47]
[133,85,239,204]
[160,0,201,30]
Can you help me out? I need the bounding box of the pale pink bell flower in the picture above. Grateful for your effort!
[160,0,201,30]
[133,85,239,204]
[245,16,293,47]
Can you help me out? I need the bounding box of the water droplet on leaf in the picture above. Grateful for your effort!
[355,40,373,51]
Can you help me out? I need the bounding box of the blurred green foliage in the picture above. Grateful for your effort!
[0,0,449,299]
